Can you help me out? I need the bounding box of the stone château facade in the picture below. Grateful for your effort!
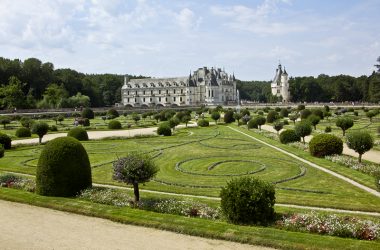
[271,63,290,102]
[121,67,236,107]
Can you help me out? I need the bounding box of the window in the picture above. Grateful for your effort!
[181,89,183,94]
[150,97,152,102]
[135,91,137,95]
[143,98,145,102]
[180,97,182,102]
[166,89,169,94]
[127,91,129,95]
[159,90,161,94]
[134,98,136,102]
[174,89,176,94]
[173,97,176,102]
[151,90,153,95]
[143,90,145,95]
[277,89,280,94]
[159,97,161,102]
[165,97,167,102]
[127,98,130,102]
[212,90,214,97]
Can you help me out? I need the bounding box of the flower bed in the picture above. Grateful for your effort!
[325,154,380,176]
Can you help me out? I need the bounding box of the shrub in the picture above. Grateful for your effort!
[31,122,49,144]
[266,111,278,123]
[283,120,289,125]
[258,111,264,116]
[113,153,159,202]
[273,121,283,134]
[279,129,300,144]
[197,119,209,127]
[107,108,119,118]
[108,120,122,129]
[220,177,275,225]
[366,110,377,122]
[300,109,312,119]
[307,114,321,130]
[50,125,58,131]
[0,116,11,129]
[0,133,12,149]
[295,121,312,143]
[336,117,354,136]
[288,114,299,124]
[132,113,141,124]
[254,116,266,130]
[247,119,258,129]
[297,104,305,111]
[241,109,250,116]
[15,127,31,138]
[67,127,89,141]
[0,145,3,158]
[346,131,374,163]
[78,118,90,127]
[354,111,358,116]
[324,105,330,112]
[36,137,92,197]
[168,117,180,130]
[20,117,34,128]
[325,126,332,133]
[157,122,172,136]
[223,110,235,123]
[82,108,95,119]
[309,134,343,157]
[312,109,324,119]
[280,108,289,117]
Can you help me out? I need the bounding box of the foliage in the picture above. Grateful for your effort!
[168,117,180,130]
[20,117,34,128]
[50,125,58,131]
[280,108,289,117]
[223,110,235,123]
[197,119,209,127]
[309,134,343,157]
[82,108,95,119]
[366,110,377,122]
[273,121,283,134]
[233,113,243,124]
[288,114,299,124]
[307,114,321,130]
[295,121,312,143]
[78,118,90,127]
[220,177,275,225]
[0,116,11,129]
[312,109,324,119]
[113,153,159,202]
[108,120,122,129]
[132,113,141,124]
[157,122,172,136]
[0,173,35,192]
[15,127,31,137]
[325,126,332,133]
[107,108,120,118]
[325,154,380,177]
[247,118,258,129]
[253,116,266,130]
[279,129,300,144]
[0,133,12,149]
[36,137,92,197]
[181,115,191,127]
[297,104,305,111]
[67,127,89,141]
[346,131,374,162]
[300,109,312,119]
[31,122,49,143]
[0,76,26,109]
[278,212,380,241]
[0,145,3,158]
[335,117,354,136]
[266,110,278,123]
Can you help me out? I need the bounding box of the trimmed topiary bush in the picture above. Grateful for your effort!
[309,134,343,157]
[247,119,258,129]
[15,127,31,138]
[223,110,235,123]
[50,125,58,131]
[31,122,49,144]
[346,131,374,163]
[295,121,312,144]
[0,133,12,149]
[300,109,312,119]
[107,108,119,118]
[266,111,278,123]
[36,137,92,197]
[0,145,4,158]
[108,120,122,129]
[157,122,172,136]
[67,127,89,141]
[279,129,300,144]
[336,117,354,136]
[197,119,209,127]
[220,176,275,225]
[325,126,332,133]
[82,108,95,119]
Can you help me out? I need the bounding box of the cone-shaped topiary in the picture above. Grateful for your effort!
[67,127,89,141]
[36,137,92,197]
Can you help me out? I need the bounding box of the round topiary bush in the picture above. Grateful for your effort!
[300,109,312,119]
[15,127,31,138]
[50,125,58,131]
[157,122,172,136]
[247,119,258,129]
[197,119,209,127]
[67,127,89,141]
[309,133,343,157]
[223,111,235,123]
[0,145,4,158]
[0,133,12,149]
[36,137,92,197]
[107,108,119,118]
[220,176,275,225]
[82,108,95,119]
[266,110,278,123]
[325,126,332,133]
[279,129,300,144]
[108,120,122,129]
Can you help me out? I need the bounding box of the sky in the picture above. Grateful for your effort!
[0,0,379,81]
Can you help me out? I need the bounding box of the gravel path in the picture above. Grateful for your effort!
[0,200,269,250]
[260,124,380,164]
[228,126,380,198]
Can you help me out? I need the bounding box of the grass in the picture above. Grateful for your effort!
[0,187,379,250]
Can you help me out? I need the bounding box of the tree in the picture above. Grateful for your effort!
[273,121,283,134]
[132,113,141,124]
[0,76,26,109]
[266,111,278,123]
[295,121,312,144]
[113,153,159,202]
[223,110,235,123]
[254,116,266,130]
[307,114,321,130]
[336,117,354,136]
[31,122,49,144]
[211,111,220,125]
[288,114,299,124]
[346,131,374,163]
[38,83,68,108]
[181,115,191,127]
[233,113,242,125]
[0,116,10,129]
[168,117,180,131]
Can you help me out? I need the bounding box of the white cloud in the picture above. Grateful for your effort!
[175,8,202,32]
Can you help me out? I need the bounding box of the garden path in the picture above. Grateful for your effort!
[228,126,380,198]
[260,124,380,164]
[0,199,269,250]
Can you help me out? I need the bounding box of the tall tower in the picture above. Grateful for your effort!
[271,64,290,102]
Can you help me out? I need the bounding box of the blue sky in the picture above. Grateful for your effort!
[0,0,379,80]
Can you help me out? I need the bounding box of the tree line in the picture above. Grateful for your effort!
[0,57,146,109]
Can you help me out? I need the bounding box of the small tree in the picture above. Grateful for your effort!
[57,115,64,125]
[211,111,221,125]
[181,115,191,127]
[280,108,289,117]
[266,111,278,123]
[324,111,331,120]
[113,153,159,202]
[223,110,235,123]
[307,114,321,130]
[0,117,10,129]
[300,109,312,120]
[153,113,161,123]
[366,110,377,122]
[132,113,141,124]
[295,121,312,144]
[336,117,354,136]
[255,116,266,130]
[233,113,243,125]
[31,122,49,144]
[168,117,180,131]
[288,114,299,124]
[20,117,34,128]
[346,131,374,163]
[273,121,283,134]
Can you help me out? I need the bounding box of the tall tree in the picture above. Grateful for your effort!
[0,76,26,109]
